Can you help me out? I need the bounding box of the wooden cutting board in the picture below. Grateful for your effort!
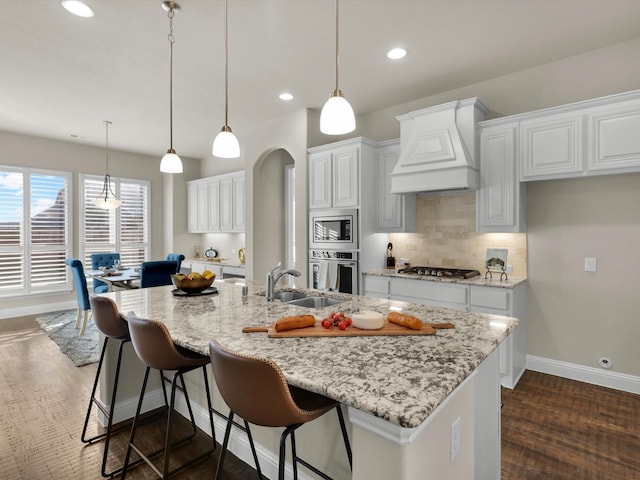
[242,320,454,338]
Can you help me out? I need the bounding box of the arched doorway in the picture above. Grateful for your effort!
[252,148,297,284]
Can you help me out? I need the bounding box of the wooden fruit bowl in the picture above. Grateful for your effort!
[171,275,214,293]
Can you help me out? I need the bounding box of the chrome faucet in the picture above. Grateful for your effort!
[266,262,301,301]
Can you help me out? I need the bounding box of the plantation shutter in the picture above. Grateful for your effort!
[80,175,149,269]
[0,167,72,297]
[29,173,70,291]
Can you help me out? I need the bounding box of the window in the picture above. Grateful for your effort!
[80,175,150,268]
[0,167,72,298]
[284,163,296,286]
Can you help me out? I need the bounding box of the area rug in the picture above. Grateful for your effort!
[35,310,100,367]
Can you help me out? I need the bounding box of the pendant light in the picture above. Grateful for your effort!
[94,121,122,210]
[160,1,183,173]
[320,0,355,135]
[212,0,240,159]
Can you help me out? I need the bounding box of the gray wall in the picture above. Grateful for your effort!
[0,130,201,316]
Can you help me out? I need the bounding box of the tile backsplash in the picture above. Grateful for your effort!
[389,193,527,277]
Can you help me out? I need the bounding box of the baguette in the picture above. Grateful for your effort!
[274,314,316,332]
[387,311,423,330]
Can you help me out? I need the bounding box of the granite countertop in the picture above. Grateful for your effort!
[109,281,518,429]
[364,268,527,288]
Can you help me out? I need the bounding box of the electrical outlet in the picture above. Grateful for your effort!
[584,257,597,272]
[231,249,237,255]
[506,265,513,274]
[450,417,461,461]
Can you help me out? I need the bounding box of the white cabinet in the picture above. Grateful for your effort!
[207,180,221,231]
[232,173,245,231]
[389,278,468,310]
[363,275,391,299]
[188,261,223,277]
[519,111,585,181]
[187,171,245,233]
[309,144,359,209]
[376,140,416,233]
[477,123,525,233]
[469,284,526,389]
[186,261,245,279]
[187,178,218,233]
[588,99,640,174]
[514,90,640,181]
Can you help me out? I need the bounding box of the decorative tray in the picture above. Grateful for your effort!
[171,287,219,297]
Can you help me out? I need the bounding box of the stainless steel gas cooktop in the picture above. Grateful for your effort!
[396,266,481,279]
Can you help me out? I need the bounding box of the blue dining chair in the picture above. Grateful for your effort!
[64,258,92,336]
[91,252,121,293]
[165,253,185,273]
[139,260,178,288]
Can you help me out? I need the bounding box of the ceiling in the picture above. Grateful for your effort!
[2,0,640,160]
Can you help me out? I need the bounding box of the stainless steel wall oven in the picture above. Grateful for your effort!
[308,250,358,295]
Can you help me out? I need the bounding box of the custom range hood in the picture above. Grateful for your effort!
[390,98,487,193]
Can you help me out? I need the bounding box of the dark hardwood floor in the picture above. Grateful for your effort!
[1,314,639,479]
[501,370,640,479]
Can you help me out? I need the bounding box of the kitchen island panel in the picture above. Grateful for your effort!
[101,282,515,479]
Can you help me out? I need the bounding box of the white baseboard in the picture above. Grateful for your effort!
[112,387,311,480]
[526,355,640,395]
[0,300,76,320]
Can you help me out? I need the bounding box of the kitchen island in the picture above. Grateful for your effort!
[104,280,518,479]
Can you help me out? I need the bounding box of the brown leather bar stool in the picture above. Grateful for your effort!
[121,314,216,480]
[209,340,352,480]
[83,295,151,478]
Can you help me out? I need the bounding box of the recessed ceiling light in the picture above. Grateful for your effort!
[61,1,94,18]
[387,48,407,60]
[279,93,294,101]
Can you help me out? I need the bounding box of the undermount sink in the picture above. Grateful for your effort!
[286,296,344,308]
[273,291,308,302]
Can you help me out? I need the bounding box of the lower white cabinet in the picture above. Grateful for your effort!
[390,278,468,310]
[363,274,527,389]
[363,275,391,299]
[186,261,245,279]
[469,284,526,389]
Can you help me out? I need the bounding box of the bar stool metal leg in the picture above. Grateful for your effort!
[121,365,216,480]
[81,336,130,478]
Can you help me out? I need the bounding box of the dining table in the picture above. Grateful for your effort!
[86,267,141,291]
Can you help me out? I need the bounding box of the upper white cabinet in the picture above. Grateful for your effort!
[519,111,584,181]
[309,143,359,209]
[588,99,640,173]
[231,172,245,231]
[187,171,245,233]
[188,178,219,232]
[376,140,416,233]
[477,122,525,233]
[512,89,640,181]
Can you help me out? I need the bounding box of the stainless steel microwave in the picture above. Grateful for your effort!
[309,209,358,250]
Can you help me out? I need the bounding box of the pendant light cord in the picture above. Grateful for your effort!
[334,0,340,91]
[224,0,229,127]
[104,120,111,174]
[168,8,175,150]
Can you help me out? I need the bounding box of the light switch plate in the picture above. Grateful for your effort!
[584,257,597,272]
